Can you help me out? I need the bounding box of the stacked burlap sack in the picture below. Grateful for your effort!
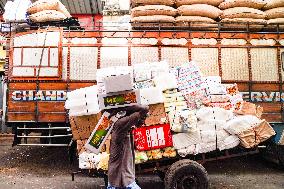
[131,0,224,30]
[131,0,177,28]
[264,0,284,29]
[219,0,267,30]
[28,0,71,23]
[175,0,223,29]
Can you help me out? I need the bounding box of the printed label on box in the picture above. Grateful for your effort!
[133,124,173,151]
[99,90,140,110]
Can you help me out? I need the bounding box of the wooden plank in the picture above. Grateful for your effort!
[8,102,35,112]
[38,102,65,112]
[39,83,67,90]
[9,83,36,90]
[254,102,282,113]
[261,113,282,122]
[68,82,96,90]
[252,84,280,91]
[38,113,66,122]
[7,113,35,122]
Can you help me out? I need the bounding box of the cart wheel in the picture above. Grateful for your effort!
[164,159,209,189]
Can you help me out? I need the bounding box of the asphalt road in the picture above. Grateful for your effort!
[0,136,283,189]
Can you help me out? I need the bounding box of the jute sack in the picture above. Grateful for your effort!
[178,4,223,19]
[267,18,284,29]
[221,18,266,30]
[131,0,175,6]
[175,16,218,30]
[221,7,266,19]
[28,0,71,18]
[263,0,284,10]
[27,0,71,18]
[175,0,224,7]
[131,5,177,17]
[131,15,175,29]
[219,0,266,10]
[29,10,67,23]
[265,7,284,19]
[267,18,284,24]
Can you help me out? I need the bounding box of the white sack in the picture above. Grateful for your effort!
[177,145,197,157]
[197,142,217,154]
[201,130,216,143]
[172,130,201,150]
[196,107,233,121]
[224,115,261,135]
[218,135,240,151]
[197,120,226,131]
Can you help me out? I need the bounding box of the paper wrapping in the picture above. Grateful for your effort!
[234,101,263,118]
[224,115,261,135]
[145,103,168,126]
[103,74,133,93]
[140,87,164,105]
[172,130,201,150]
[238,120,276,148]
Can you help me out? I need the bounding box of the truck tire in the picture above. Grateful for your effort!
[164,159,209,189]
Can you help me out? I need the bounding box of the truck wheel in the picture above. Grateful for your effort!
[164,159,209,189]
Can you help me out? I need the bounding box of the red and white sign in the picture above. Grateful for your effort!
[133,124,173,151]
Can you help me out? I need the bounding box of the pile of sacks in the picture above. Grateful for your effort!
[219,0,267,30]
[131,0,284,30]
[66,60,276,170]
[264,0,284,27]
[27,0,71,23]
[130,0,224,29]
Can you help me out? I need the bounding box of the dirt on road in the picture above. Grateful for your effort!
[0,137,283,189]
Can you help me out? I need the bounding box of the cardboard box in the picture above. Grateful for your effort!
[103,74,133,93]
[69,113,102,140]
[98,90,140,110]
[85,112,119,154]
[145,103,168,126]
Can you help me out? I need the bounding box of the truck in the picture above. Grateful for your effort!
[2,22,284,188]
